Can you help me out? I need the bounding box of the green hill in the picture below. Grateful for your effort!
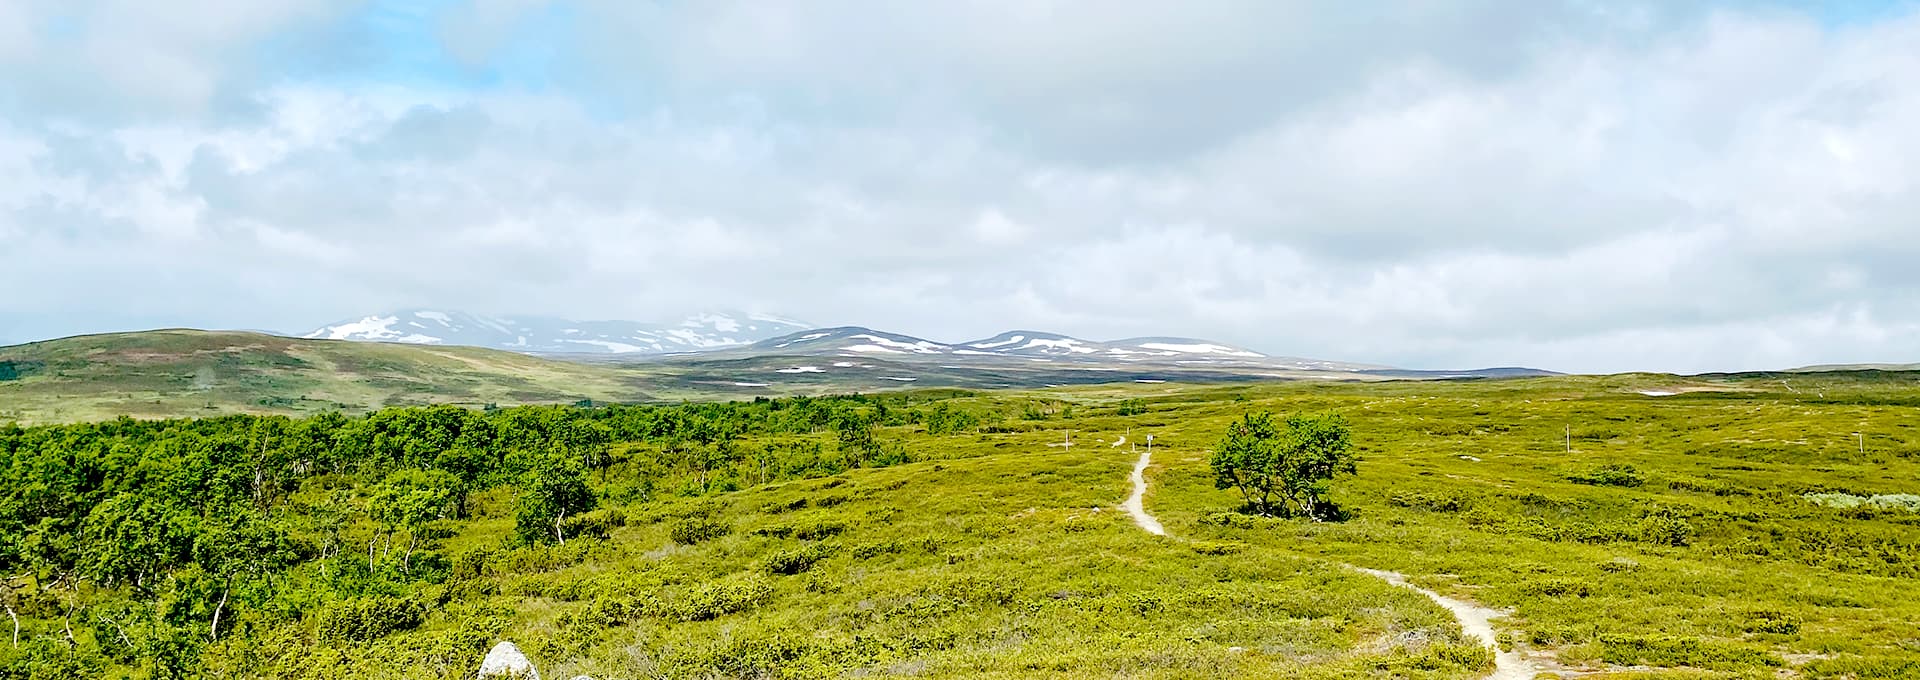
[0,330,652,423]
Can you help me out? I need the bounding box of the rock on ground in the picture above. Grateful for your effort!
[478,641,540,679]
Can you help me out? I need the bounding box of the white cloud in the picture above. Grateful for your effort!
[4,2,1920,373]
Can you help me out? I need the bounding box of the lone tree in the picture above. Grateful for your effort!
[515,452,596,546]
[1210,412,1356,519]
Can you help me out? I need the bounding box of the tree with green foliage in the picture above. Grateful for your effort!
[515,455,595,546]
[369,470,458,572]
[193,507,297,641]
[832,410,879,465]
[1210,412,1356,519]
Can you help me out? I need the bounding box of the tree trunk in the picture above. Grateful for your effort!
[555,508,567,545]
[209,582,230,641]
[4,603,16,648]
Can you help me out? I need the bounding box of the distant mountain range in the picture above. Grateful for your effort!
[301,311,1371,368]
[297,310,1553,383]
[303,309,810,354]
[726,326,1381,371]
[1,320,1563,423]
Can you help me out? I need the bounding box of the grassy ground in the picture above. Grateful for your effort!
[199,436,1491,679]
[229,374,1920,678]
[1073,376,1920,678]
[0,330,1395,424]
[0,330,654,422]
[11,362,1919,677]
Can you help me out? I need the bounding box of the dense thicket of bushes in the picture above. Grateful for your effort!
[0,393,969,676]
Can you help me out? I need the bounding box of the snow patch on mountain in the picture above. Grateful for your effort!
[304,309,810,355]
[1136,342,1264,358]
[970,335,1024,349]
[850,334,948,354]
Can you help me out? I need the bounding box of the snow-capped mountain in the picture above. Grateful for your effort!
[958,331,1105,357]
[758,327,953,355]
[303,310,810,355]
[732,327,1366,367]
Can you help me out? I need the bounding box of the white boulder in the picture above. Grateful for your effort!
[478,641,540,679]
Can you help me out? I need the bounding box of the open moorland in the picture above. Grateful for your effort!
[0,330,1543,425]
[0,370,1915,678]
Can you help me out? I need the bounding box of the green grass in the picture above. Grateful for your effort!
[277,449,1486,679]
[0,329,1397,425]
[0,330,655,423]
[242,376,1920,676]
[7,365,1920,677]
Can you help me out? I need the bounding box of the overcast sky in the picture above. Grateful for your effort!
[4,1,1919,373]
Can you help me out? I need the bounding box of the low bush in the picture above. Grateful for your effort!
[314,596,426,643]
[1636,515,1697,547]
[1389,490,1473,512]
[763,543,836,575]
[754,518,846,540]
[660,578,775,621]
[669,517,730,545]
[1597,634,1782,670]
[1566,464,1645,487]
[1519,577,1592,598]
[1741,609,1801,635]
[1190,540,1245,555]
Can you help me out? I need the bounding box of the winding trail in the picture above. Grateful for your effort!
[1352,568,1537,680]
[1121,446,1536,679]
[1122,448,1165,536]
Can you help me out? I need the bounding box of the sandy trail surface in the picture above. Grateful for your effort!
[1352,568,1538,679]
[1122,448,1165,536]
[1121,447,1537,678]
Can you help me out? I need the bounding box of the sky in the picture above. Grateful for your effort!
[3,0,1920,374]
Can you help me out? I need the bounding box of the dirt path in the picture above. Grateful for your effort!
[1352,568,1537,679]
[1122,448,1165,536]
[1122,447,1537,679]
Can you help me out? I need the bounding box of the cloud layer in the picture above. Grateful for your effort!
[4,1,1919,373]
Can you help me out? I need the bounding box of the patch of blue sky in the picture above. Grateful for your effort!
[254,0,578,96]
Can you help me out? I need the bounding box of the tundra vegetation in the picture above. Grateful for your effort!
[0,372,1916,678]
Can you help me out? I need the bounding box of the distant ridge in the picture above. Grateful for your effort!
[1,328,1560,423]
[302,309,810,355]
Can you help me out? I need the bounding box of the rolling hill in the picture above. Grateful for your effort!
[0,330,653,423]
[304,309,811,354]
[0,328,1558,424]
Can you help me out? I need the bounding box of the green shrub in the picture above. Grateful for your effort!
[669,517,730,544]
[1388,490,1473,512]
[1802,654,1920,679]
[1190,541,1246,555]
[1199,512,1266,528]
[659,578,775,621]
[1598,634,1783,670]
[793,519,847,540]
[1566,464,1645,487]
[1519,577,1592,598]
[763,544,836,575]
[561,506,624,540]
[1636,515,1697,547]
[1806,492,1920,513]
[754,518,845,540]
[451,546,496,580]
[760,497,808,513]
[1741,609,1801,635]
[1419,421,1474,436]
[314,596,426,643]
